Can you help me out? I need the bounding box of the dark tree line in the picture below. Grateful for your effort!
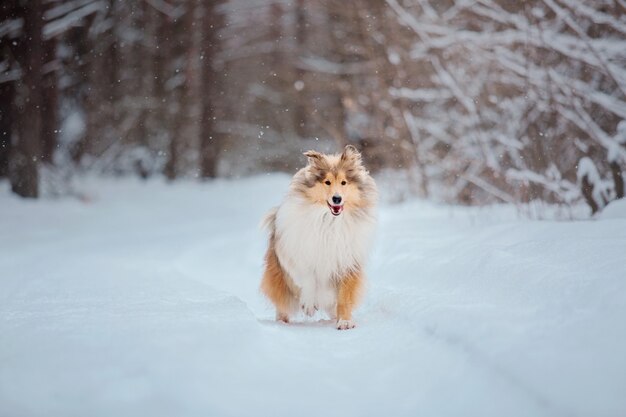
[1,0,625,215]
[0,0,226,197]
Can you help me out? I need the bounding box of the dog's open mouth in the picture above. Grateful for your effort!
[328,203,344,216]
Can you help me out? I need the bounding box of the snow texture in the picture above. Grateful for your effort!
[1,175,625,417]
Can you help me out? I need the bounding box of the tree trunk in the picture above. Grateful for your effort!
[327,6,349,147]
[10,0,43,197]
[293,0,306,138]
[199,1,223,178]
[164,5,191,180]
[41,37,58,163]
[0,1,16,177]
[581,175,599,215]
[610,160,624,199]
[163,34,181,182]
[0,81,13,178]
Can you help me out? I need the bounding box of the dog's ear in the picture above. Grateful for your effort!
[303,150,323,166]
[340,144,362,164]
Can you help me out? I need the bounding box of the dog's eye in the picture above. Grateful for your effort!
[324,180,331,185]
[341,180,347,185]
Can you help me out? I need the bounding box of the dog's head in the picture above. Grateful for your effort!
[296,145,375,216]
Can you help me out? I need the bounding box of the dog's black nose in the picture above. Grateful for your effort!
[332,195,342,204]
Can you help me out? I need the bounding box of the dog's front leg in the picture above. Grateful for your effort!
[336,270,364,330]
[298,277,318,317]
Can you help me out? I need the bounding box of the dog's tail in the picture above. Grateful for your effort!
[260,207,278,235]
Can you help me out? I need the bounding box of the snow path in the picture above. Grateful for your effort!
[1,175,625,417]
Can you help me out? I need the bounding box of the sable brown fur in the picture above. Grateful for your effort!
[336,269,364,328]
[260,236,297,322]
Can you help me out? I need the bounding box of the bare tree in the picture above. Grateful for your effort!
[40,34,58,164]
[199,0,225,178]
[0,79,13,178]
[10,0,43,197]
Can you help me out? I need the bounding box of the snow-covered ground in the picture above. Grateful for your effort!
[1,175,625,417]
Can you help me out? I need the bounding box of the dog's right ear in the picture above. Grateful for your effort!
[303,150,323,165]
[341,144,361,163]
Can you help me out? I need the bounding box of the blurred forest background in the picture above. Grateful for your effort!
[1,0,625,214]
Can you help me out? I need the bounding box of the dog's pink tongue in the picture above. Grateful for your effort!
[331,205,343,215]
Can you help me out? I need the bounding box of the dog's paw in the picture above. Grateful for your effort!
[336,319,356,330]
[276,312,290,323]
[301,303,318,317]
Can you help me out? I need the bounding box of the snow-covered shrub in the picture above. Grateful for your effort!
[380,0,626,213]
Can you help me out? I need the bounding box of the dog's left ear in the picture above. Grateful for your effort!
[303,150,323,166]
[340,145,362,164]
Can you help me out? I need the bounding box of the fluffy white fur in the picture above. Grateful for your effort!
[274,193,376,318]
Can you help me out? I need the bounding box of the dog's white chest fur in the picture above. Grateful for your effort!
[274,197,375,313]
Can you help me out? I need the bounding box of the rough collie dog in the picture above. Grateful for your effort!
[260,145,377,330]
